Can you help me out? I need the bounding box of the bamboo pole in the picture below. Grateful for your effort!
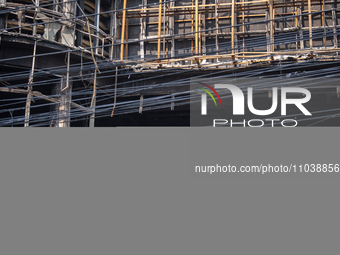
[269,0,274,52]
[242,0,245,59]
[298,5,304,49]
[24,40,37,127]
[216,0,219,59]
[294,0,297,27]
[166,3,169,58]
[94,0,100,54]
[158,0,162,58]
[266,9,270,52]
[109,0,114,60]
[89,69,97,127]
[199,13,201,55]
[163,0,166,58]
[294,0,298,49]
[322,0,325,47]
[120,0,127,60]
[231,0,235,54]
[61,51,70,92]
[308,0,312,48]
[195,0,198,55]
[33,0,39,36]
[202,0,206,55]
[169,0,175,60]
[139,95,143,114]
[332,0,338,48]
[111,66,118,117]
[191,0,194,60]
[125,18,129,60]
[140,0,146,59]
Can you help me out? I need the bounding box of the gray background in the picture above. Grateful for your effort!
[1,128,339,255]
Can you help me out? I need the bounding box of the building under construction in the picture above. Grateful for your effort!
[0,0,340,126]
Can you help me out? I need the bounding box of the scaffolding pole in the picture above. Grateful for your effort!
[94,0,100,54]
[158,0,162,58]
[332,0,338,48]
[125,18,129,60]
[120,0,127,60]
[195,0,199,55]
[216,0,219,60]
[140,0,147,60]
[202,0,206,55]
[231,0,235,54]
[269,0,274,52]
[308,0,313,48]
[242,0,245,58]
[89,70,97,127]
[169,0,175,59]
[24,40,37,127]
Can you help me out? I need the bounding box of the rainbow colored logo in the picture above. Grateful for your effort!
[198,82,223,106]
